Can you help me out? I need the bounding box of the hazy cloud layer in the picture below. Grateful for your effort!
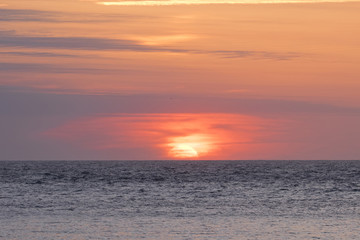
[1,87,358,117]
[1,88,360,160]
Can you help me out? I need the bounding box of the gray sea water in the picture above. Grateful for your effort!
[0,160,359,240]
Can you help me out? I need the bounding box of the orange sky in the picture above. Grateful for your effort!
[1,0,360,160]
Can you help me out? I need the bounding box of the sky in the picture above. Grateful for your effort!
[1,0,360,160]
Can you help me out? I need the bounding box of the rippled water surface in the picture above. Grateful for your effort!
[1,160,359,239]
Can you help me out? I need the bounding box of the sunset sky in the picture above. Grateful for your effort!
[1,0,360,160]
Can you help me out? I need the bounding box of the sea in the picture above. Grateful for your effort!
[0,160,359,240]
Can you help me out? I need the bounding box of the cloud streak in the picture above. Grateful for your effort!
[0,51,83,58]
[0,31,159,51]
[0,8,55,22]
[0,8,158,23]
[0,62,137,74]
[97,0,360,6]
[0,31,298,60]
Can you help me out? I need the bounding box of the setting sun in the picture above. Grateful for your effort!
[166,133,215,159]
[169,144,199,159]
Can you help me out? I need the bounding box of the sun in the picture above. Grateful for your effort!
[169,144,199,159]
[166,133,215,159]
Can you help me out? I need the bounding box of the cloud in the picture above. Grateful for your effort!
[0,51,83,58]
[97,0,360,6]
[1,87,358,117]
[0,8,56,22]
[0,31,298,60]
[0,30,186,52]
[0,62,135,74]
[0,8,157,23]
[207,50,299,60]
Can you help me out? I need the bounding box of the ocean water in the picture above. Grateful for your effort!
[0,160,359,240]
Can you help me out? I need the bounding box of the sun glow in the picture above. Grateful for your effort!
[167,133,215,159]
[45,113,271,160]
[169,144,199,158]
